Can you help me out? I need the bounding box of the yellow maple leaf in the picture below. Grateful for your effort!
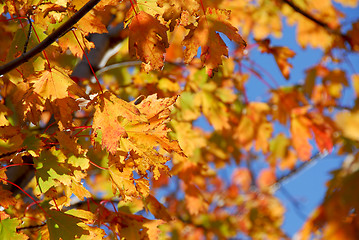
[235,102,271,151]
[30,66,86,101]
[28,66,87,128]
[352,74,359,97]
[157,0,200,30]
[58,30,95,58]
[109,165,138,201]
[336,111,359,141]
[283,0,339,49]
[333,0,358,7]
[128,11,169,72]
[291,108,313,161]
[77,11,108,35]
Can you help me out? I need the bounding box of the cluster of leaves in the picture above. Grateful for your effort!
[0,0,359,239]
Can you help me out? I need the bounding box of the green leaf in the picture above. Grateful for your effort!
[46,210,89,240]
[34,148,73,193]
[0,218,28,240]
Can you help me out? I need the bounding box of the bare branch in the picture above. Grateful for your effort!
[281,0,350,43]
[0,0,102,76]
[17,223,46,232]
[272,151,329,191]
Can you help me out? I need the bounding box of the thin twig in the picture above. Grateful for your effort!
[96,61,142,76]
[272,151,328,191]
[0,0,102,76]
[23,16,32,54]
[17,223,46,232]
[279,186,307,221]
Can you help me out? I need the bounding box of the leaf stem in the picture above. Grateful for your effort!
[72,30,103,94]
[31,23,51,70]
[89,159,108,170]
[0,177,47,215]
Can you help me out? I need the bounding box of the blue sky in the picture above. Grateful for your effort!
[241,2,359,236]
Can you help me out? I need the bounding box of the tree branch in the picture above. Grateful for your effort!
[17,223,46,232]
[281,0,350,42]
[272,151,329,190]
[0,0,102,76]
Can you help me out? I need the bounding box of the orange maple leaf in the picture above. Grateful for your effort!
[257,168,276,191]
[257,39,296,79]
[182,8,246,76]
[128,11,169,72]
[0,186,16,208]
[91,92,185,183]
[91,91,145,154]
[232,168,252,192]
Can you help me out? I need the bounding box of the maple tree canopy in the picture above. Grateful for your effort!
[0,0,359,239]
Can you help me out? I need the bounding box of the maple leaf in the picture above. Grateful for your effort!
[34,147,89,199]
[0,218,28,240]
[58,30,95,58]
[284,2,339,49]
[257,39,296,79]
[235,102,272,151]
[91,92,184,157]
[157,0,200,30]
[77,12,108,35]
[30,66,86,101]
[268,133,297,170]
[92,92,184,199]
[170,120,206,157]
[0,103,11,126]
[257,168,276,191]
[65,209,106,239]
[28,66,87,128]
[34,148,73,193]
[232,168,252,192]
[90,91,145,154]
[336,111,359,141]
[174,92,201,121]
[308,112,334,153]
[291,107,313,161]
[46,210,89,240]
[143,220,165,240]
[109,165,139,201]
[128,11,169,72]
[184,183,209,215]
[0,186,16,208]
[351,74,359,97]
[334,0,358,7]
[347,21,359,51]
[144,194,172,221]
[182,8,246,76]
[322,69,349,99]
[0,126,23,155]
[34,3,67,28]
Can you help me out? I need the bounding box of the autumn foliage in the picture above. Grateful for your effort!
[0,0,359,239]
